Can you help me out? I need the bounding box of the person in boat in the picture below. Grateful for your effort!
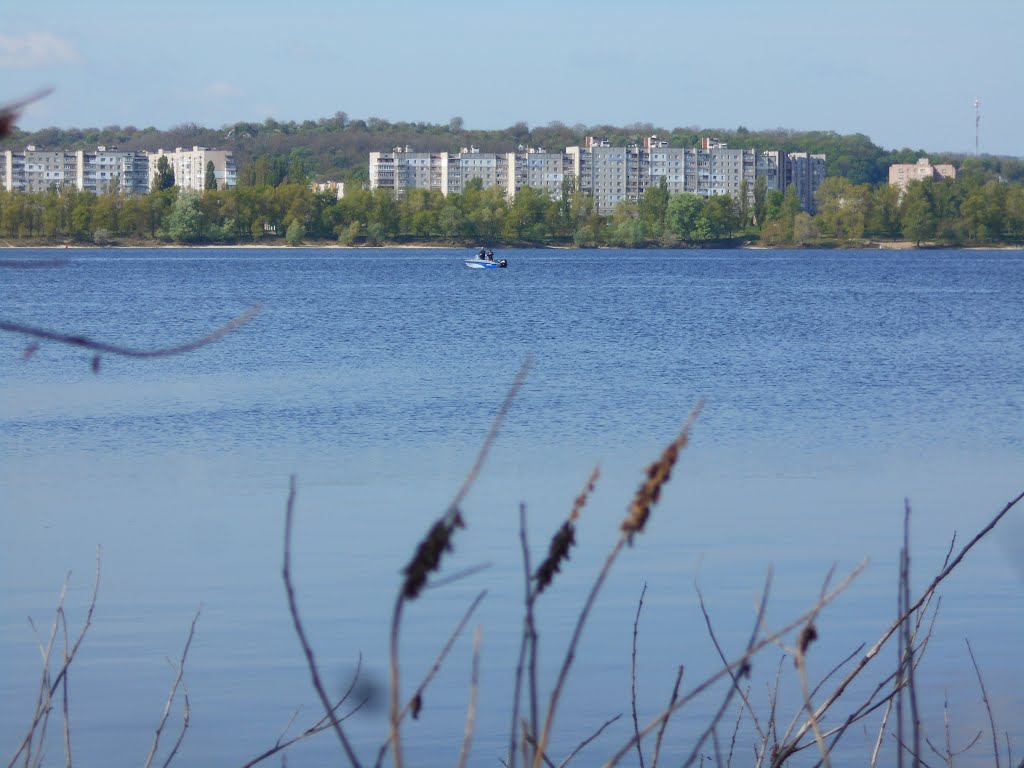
[486,249,494,261]
[478,247,486,260]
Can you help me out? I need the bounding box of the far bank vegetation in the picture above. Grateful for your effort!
[2,117,1023,248]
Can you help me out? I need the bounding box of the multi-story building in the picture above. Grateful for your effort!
[787,152,828,213]
[888,158,956,196]
[148,146,236,192]
[368,137,826,215]
[509,146,569,200]
[76,147,150,194]
[0,145,223,195]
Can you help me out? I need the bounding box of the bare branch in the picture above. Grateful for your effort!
[965,639,1001,768]
[630,582,647,768]
[777,490,1024,763]
[605,559,868,768]
[1,304,261,362]
[650,666,683,768]
[391,358,530,768]
[508,504,535,768]
[454,627,482,768]
[159,682,190,768]
[281,477,361,767]
[142,608,200,768]
[556,714,622,768]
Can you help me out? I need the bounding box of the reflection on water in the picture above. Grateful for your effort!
[2,247,1022,766]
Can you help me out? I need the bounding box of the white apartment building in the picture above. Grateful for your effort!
[888,158,956,196]
[367,137,826,215]
[148,146,237,192]
[1,146,150,194]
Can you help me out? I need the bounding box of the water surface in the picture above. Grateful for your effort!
[2,247,1022,766]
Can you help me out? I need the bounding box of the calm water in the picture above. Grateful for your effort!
[2,247,1022,767]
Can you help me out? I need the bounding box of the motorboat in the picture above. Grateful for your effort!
[465,250,507,268]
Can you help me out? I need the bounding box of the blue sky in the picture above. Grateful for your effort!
[3,0,1021,156]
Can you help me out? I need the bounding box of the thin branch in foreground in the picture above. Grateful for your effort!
[0,304,261,363]
[556,714,623,768]
[390,358,530,768]
[241,666,370,768]
[159,679,190,768]
[696,568,771,748]
[142,608,200,768]
[773,489,1024,766]
[10,549,101,768]
[508,504,535,768]
[630,582,648,768]
[650,666,683,768]
[282,477,362,768]
[534,403,702,768]
[965,639,1001,768]
[454,627,482,768]
[605,558,868,768]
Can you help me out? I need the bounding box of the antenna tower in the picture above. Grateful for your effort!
[974,97,981,156]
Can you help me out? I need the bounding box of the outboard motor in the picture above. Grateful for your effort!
[498,259,508,268]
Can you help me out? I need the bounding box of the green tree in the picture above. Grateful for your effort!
[153,155,175,191]
[814,177,867,240]
[866,184,901,238]
[665,193,706,242]
[638,177,669,240]
[753,175,768,227]
[285,217,305,245]
[162,192,204,242]
[900,181,936,246]
[737,179,751,229]
[204,161,217,191]
[792,212,818,245]
[960,180,1005,243]
[702,194,739,238]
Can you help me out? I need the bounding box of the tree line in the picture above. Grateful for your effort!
[2,163,1022,247]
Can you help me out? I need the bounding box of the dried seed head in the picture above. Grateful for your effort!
[533,521,576,595]
[620,403,702,544]
[569,464,600,524]
[797,623,818,657]
[401,511,464,599]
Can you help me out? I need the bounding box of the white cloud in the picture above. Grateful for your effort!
[0,33,79,69]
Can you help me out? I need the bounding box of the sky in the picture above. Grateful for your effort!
[2,0,1022,157]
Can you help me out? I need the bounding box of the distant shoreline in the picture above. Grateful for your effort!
[2,239,1022,251]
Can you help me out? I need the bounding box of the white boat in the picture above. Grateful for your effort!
[465,250,507,269]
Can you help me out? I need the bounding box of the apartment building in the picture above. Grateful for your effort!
[368,137,826,215]
[787,153,828,213]
[1,144,235,194]
[148,146,237,192]
[1,145,149,194]
[888,158,956,196]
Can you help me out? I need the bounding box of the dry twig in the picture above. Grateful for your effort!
[282,477,362,768]
[142,609,200,768]
[390,358,531,768]
[965,639,1001,768]
[772,489,1024,766]
[1,305,261,369]
[630,582,648,768]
